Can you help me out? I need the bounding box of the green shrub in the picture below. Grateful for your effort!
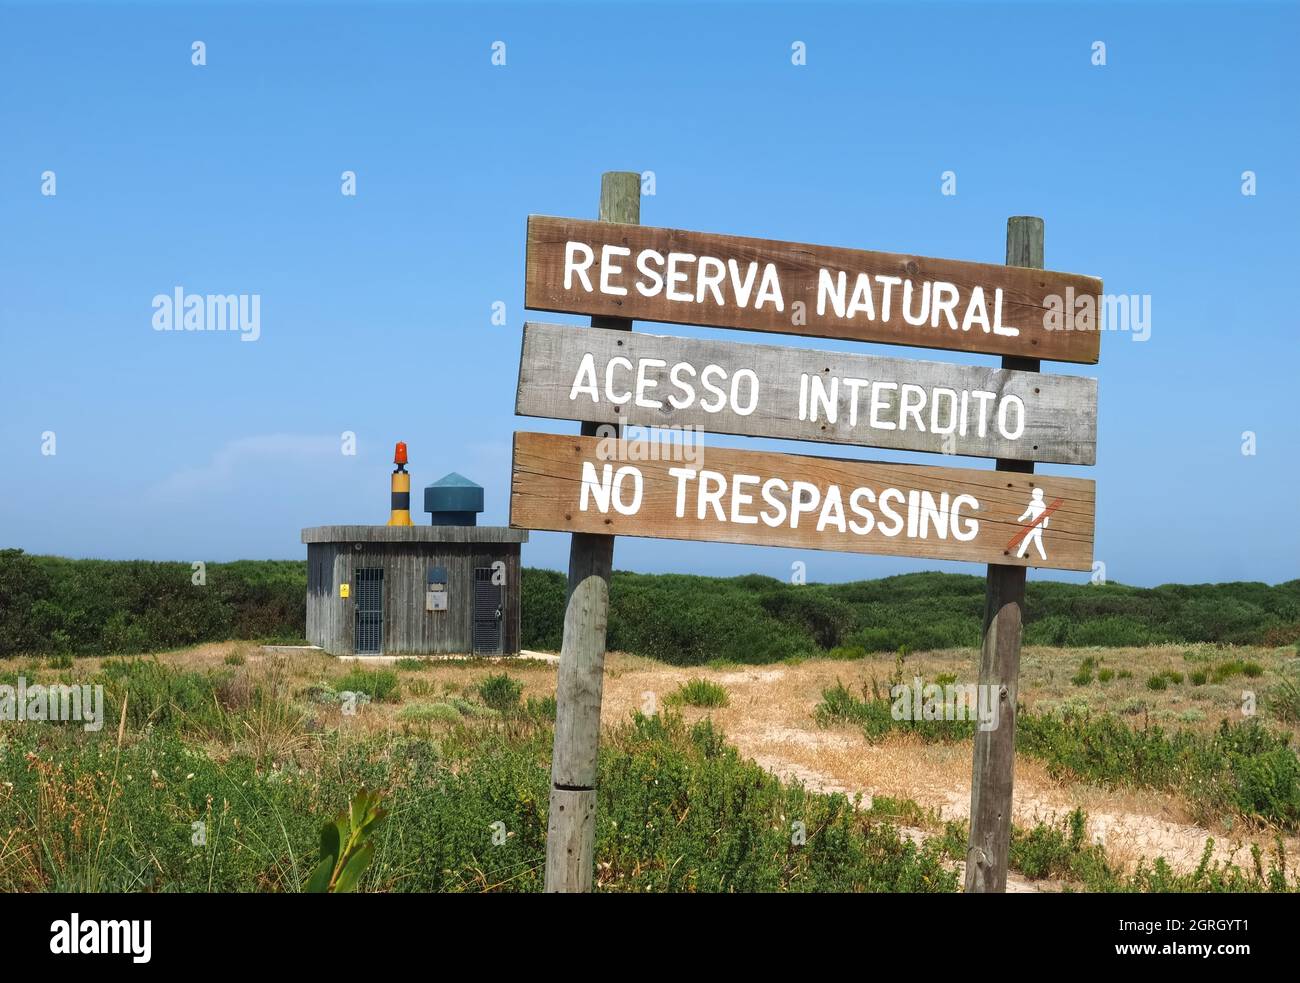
[1191,670,1208,686]
[99,658,231,734]
[1268,674,1300,724]
[6,550,1299,665]
[394,657,432,671]
[1017,712,1300,830]
[1147,674,1168,691]
[826,645,868,661]
[666,679,729,708]
[1213,660,1251,683]
[525,695,557,722]
[1011,808,1089,879]
[335,668,400,703]
[477,673,524,713]
[1097,668,1115,683]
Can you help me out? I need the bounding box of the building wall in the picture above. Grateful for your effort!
[306,542,521,656]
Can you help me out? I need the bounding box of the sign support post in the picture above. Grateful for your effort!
[543,171,640,892]
[965,216,1044,893]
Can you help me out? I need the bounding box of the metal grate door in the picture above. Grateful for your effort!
[354,568,384,654]
[473,567,503,655]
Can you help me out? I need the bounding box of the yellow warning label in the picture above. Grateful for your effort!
[340,583,350,598]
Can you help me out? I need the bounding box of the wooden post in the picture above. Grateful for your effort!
[544,171,641,893]
[965,216,1043,893]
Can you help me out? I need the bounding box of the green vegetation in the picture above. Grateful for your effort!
[394,657,433,671]
[0,658,957,893]
[5,551,1299,662]
[476,673,524,713]
[998,810,1296,892]
[1071,657,1097,687]
[665,679,730,708]
[815,684,1300,831]
[335,668,400,703]
[306,789,386,893]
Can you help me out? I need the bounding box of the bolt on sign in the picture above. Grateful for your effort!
[511,431,1095,572]
[516,321,1098,465]
[525,216,1103,364]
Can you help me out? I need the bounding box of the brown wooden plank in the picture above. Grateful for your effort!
[525,216,1102,364]
[517,321,1098,465]
[510,431,1095,572]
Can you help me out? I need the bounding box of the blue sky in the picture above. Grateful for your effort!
[1,1,1296,588]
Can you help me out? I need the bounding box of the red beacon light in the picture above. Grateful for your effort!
[393,441,408,468]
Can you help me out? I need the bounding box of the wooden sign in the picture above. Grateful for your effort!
[525,216,1102,363]
[510,431,1095,571]
[517,322,1097,465]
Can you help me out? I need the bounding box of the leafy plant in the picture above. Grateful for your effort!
[306,789,387,893]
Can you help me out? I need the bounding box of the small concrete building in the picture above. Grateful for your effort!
[302,472,527,657]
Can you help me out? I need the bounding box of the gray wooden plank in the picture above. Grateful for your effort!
[517,322,1096,465]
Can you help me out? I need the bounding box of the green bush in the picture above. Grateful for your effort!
[5,551,1299,664]
[665,679,729,708]
[476,673,524,713]
[1017,712,1300,830]
[335,668,400,703]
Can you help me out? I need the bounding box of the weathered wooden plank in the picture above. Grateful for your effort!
[517,321,1097,465]
[525,216,1102,363]
[510,430,1095,572]
[544,171,641,894]
[967,216,1045,894]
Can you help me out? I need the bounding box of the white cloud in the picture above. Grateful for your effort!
[149,433,343,499]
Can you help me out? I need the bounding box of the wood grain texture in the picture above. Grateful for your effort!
[510,431,1095,572]
[525,216,1102,364]
[544,171,640,894]
[966,215,1045,894]
[544,788,596,893]
[517,321,1098,465]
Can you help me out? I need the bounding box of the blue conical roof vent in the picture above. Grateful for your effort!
[424,472,484,526]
